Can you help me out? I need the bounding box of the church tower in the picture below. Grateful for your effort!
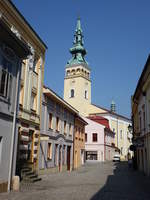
[64,17,91,116]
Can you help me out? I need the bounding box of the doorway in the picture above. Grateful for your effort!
[67,146,71,171]
[59,145,62,172]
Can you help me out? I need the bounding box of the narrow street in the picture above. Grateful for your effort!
[1,162,150,200]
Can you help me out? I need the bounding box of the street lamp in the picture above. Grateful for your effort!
[128,124,133,144]
[128,124,132,133]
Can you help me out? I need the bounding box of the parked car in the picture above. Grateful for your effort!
[113,154,120,162]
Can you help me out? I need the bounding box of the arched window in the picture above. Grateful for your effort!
[70,89,74,98]
[76,68,80,73]
[87,72,90,78]
[66,70,70,76]
[72,69,75,75]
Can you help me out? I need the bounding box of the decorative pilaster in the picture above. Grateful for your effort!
[36,56,43,116]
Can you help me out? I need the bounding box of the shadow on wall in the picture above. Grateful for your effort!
[90,162,150,200]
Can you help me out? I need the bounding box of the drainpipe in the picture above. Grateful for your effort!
[8,60,21,191]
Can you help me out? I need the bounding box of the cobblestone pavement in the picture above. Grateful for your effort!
[1,162,150,200]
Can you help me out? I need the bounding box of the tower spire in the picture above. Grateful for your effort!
[67,17,88,67]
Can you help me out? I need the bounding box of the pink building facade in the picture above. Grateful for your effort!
[84,118,105,161]
[84,117,115,162]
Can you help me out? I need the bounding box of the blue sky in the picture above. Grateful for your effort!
[13,0,150,117]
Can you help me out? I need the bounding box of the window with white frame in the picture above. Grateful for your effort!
[85,133,87,142]
[0,56,12,98]
[31,92,36,110]
[49,113,53,129]
[56,117,60,132]
[64,120,66,134]
[69,123,72,135]
[47,143,52,160]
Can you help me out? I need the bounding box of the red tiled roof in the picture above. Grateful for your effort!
[88,116,110,129]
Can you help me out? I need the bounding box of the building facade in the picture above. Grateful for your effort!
[88,116,116,161]
[0,8,29,192]
[83,117,115,162]
[74,116,87,169]
[132,55,150,175]
[89,110,132,160]
[0,0,47,182]
[39,86,78,173]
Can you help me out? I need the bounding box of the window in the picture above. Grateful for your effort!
[19,86,24,105]
[69,123,72,135]
[70,89,74,98]
[63,145,66,165]
[120,130,123,139]
[85,133,87,142]
[92,133,97,142]
[33,59,38,73]
[54,144,58,166]
[86,151,97,160]
[0,136,2,164]
[139,113,142,132]
[47,143,52,160]
[66,70,70,76]
[0,57,12,98]
[31,92,36,110]
[143,106,146,132]
[64,121,66,134]
[49,113,53,129]
[85,90,88,99]
[56,117,59,132]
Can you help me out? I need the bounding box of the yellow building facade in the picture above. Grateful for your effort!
[74,117,87,169]
[0,0,47,180]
